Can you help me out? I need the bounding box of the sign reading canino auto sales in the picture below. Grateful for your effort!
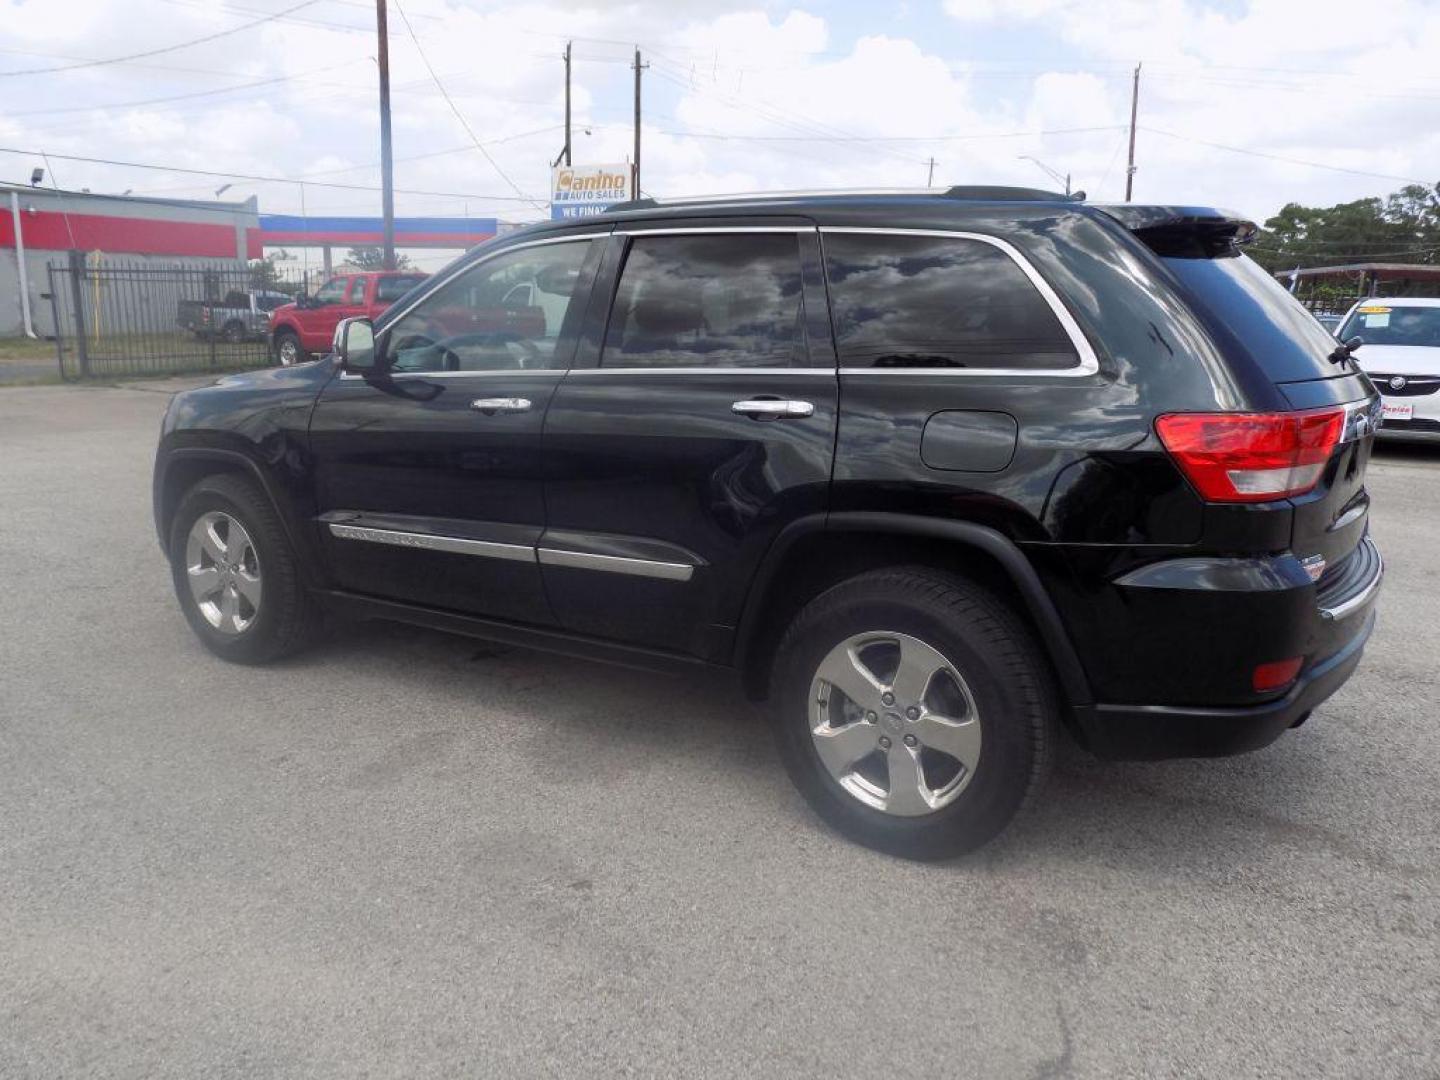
[550,164,630,220]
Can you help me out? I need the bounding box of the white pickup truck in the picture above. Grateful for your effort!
[177,290,292,343]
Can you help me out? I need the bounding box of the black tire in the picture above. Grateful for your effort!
[168,474,323,664]
[273,329,304,366]
[222,319,247,344]
[770,566,1057,860]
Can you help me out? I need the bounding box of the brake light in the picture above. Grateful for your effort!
[1155,408,1345,503]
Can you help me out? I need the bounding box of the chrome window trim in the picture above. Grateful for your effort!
[614,226,814,235]
[339,367,568,381]
[328,523,536,563]
[819,226,1100,378]
[537,547,694,582]
[567,367,833,377]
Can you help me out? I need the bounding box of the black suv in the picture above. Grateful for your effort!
[153,187,1384,857]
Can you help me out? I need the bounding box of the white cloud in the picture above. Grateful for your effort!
[0,0,1436,236]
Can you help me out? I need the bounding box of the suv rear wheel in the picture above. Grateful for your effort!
[771,567,1056,859]
[168,474,322,664]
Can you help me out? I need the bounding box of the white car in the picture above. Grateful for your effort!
[1338,297,1440,442]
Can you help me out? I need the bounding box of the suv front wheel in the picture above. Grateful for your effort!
[168,474,321,664]
[771,567,1056,859]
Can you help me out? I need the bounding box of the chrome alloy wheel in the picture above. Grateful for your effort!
[278,337,299,365]
[809,631,982,816]
[184,511,262,635]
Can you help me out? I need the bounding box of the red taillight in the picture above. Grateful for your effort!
[1155,408,1345,503]
[1253,656,1303,693]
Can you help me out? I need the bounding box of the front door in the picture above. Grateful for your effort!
[540,224,839,658]
[308,236,604,623]
[295,275,350,352]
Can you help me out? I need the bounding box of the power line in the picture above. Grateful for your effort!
[7,60,361,117]
[0,145,540,202]
[390,0,541,206]
[0,1,320,77]
[1141,127,1435,185]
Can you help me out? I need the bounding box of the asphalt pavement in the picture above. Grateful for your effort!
[1,381,1437,1078]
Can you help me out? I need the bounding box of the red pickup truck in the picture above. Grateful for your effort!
[268,270,428,365]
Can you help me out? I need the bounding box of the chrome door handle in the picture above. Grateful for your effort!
[470,397,532,414]
[731,399,815,419]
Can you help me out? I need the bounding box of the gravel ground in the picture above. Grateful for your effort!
[1,382,1437,1079]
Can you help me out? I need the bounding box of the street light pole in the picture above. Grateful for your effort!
[376,0,396,270]
[1019,155,1071,196]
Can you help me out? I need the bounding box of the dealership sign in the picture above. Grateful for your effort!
[551,164,630,220]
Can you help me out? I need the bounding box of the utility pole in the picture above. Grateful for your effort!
[1124,61,1141,203]
[376,0,396,269]
[926,157,936,187]
[632,47,647,199]
[563,41,572,167]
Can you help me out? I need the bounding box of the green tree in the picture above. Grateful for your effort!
[1250,182,1440,275]
[345,246,412,270]
[248,250,298,294]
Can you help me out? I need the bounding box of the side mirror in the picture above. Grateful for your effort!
[336,317,377,372]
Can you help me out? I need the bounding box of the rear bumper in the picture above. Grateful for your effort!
[1074,607,1376,760]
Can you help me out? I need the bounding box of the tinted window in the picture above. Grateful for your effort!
[376,274,427,303]
[382,240,593,373]
[1339,304,1440,347]
[1162,252,1338,382]
[346,278,368,304]
[603,233,804,368]
[824,233,1078,369]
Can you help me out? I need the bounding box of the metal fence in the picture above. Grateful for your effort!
[46,254,291,380]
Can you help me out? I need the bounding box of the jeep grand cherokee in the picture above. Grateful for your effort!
[153,187,1384,858]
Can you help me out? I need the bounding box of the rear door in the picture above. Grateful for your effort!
[307,236,603,623]
[539,223,839,659]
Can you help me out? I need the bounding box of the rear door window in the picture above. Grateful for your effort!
[602,233,806,368]
[1160,251,1339,382]
[822,232,1080,370]
[376,274,427,303]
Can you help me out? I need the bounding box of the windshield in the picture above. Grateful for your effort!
[1339,304,1440,347]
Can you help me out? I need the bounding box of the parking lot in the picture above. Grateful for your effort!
[1,380,1437,1078]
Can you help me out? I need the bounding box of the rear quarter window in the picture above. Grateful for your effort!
[822,232,1080,370]
[1160,251,1339,383]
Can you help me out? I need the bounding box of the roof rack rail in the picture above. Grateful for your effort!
[601,185,1081,215]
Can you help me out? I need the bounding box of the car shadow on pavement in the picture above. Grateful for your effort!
[274,617,1402,873]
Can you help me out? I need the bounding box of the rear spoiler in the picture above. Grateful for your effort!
[1094,204,1258,257]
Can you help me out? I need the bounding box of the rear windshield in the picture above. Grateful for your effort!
[1161,251,1339,383]
[1339,304,1440,347]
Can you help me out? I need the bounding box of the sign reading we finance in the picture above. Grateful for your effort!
[550,164,630,220]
